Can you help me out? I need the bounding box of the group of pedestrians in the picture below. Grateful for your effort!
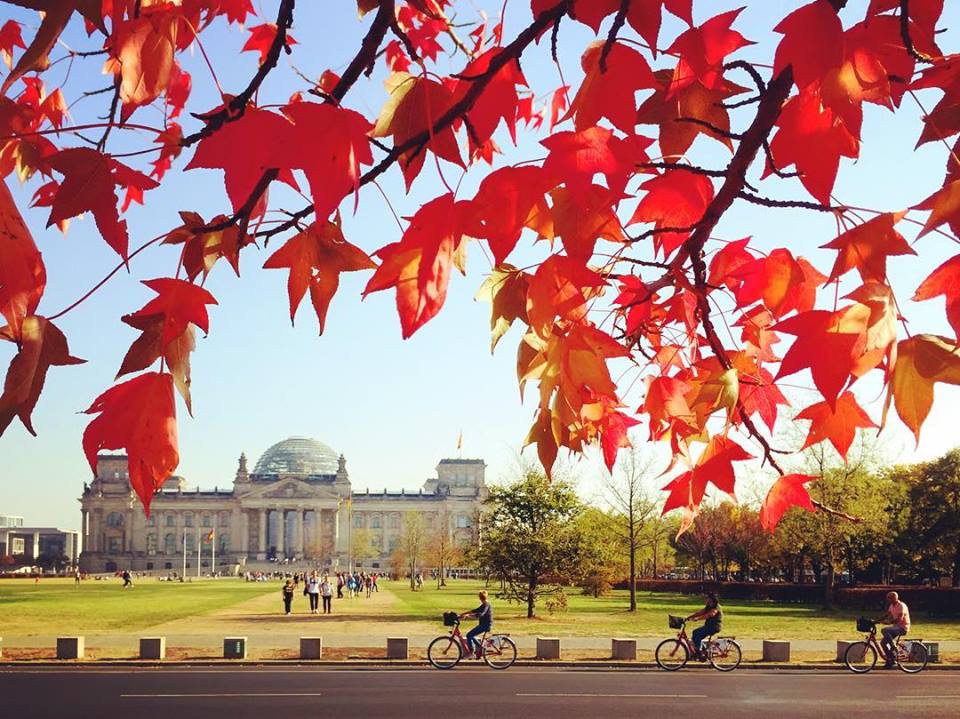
[280,570,382,615]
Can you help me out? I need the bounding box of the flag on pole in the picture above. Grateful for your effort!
[456,431,463,450]
[205,528,215,543]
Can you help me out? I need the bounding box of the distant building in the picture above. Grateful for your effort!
[0,523,81,567]
[0,515,24,529]
[79,436,487,574]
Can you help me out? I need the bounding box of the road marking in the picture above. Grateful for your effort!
[121,692,323,698]
[516,693,707,698]
[896,696,960,700]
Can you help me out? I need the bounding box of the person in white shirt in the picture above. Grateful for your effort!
[306,572,321,614]
[878,591,911,667]
[320,575,333,614]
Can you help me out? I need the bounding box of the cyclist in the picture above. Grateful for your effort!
[459,590,493,659]
[686,591,722,660]
[877,591,910,668]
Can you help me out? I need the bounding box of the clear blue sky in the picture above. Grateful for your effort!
[1,1,958,528]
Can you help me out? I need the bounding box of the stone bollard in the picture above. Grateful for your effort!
[386,637,408,659]
[57,637,85,660]
[762,640,790,662]
[223,637,247,659]
[836,640,861,662]
[139,637,166,660]
[0,636,3,659]
[300,637,323,660]
[611,638,637,660]
[536,637,561,660]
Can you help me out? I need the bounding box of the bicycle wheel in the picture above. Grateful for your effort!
[708,640,741,672]
[655,638,689,671]
[844,641,877,673]
[897,642,928,674]
[483,635,517,670]
[427,636,463,669]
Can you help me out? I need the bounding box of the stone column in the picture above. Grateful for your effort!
[240,510,249,557]
[31,531,40,561]
[277,510,287,558]
[126,510,134,552]
[335,505,348,556]
[80,510,88,552]
[295,510,305,558]
[257,509,267,560]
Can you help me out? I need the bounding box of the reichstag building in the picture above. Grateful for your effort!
[79,437,487,574]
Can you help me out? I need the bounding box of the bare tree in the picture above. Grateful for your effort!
[600,445,661,612]
[427,510,463,588]
[401,512,427,591]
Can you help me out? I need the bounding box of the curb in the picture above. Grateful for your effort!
[0,659,957,670]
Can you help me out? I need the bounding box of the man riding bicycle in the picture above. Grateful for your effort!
[877,591,910,667]
[686,591,722,660]
[459,590,493,658]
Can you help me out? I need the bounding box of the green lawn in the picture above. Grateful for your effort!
[385,580,960,640]
[0,577,276,636]
[1,577,958,641]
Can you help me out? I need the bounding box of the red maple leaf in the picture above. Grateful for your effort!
[562,41,655,135]
[363,193,467,339]
[821,212,914,283]
[184,106,299,215]
[913,253,960,338]
[82,371,179,513]
[0,20,25,69]
[44,148,159,260]
[662,434,753,516]
[263,219,376,334]
[774,309,866,405]
[0,179,45,339]
[241,23,297,64]
[915,179,960,238]
[283,101,374,221]
[0,316,84,436]
[773,1,844,90]
[122,278,218,347]
[667,8,751,95]
[728,249,825,319]
[795,391,877,460]
[629,170,714,257]
[767,85,859,205]
[760,474,818,531]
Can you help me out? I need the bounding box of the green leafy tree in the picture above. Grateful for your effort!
[475,470,583,618]
[573,507,627,598]
[903,450,960,586]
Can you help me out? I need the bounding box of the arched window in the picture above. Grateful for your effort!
[201,514,211,528]
[456,515,471,529]
[146,534,158,555]
[164,534,176,555]
[219,535,230,553]
[184,512,194,528]
[371,515,381,529]
[389,514,400,529]
[105,512,124,527]
[219,511,230,527]
[165,513,175,527]
[184,533,195,553]
[146,514,155,527]
[354,514,364,528]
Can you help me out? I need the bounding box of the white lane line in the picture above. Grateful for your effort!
[896,696,960,700]
[517,693,707,698]
[121,692,323,698]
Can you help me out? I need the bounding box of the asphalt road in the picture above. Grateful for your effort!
[2,666,957,718]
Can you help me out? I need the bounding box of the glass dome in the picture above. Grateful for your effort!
[252,437,339,477]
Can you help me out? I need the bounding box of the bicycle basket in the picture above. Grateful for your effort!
[442,611,459,627]
[856,617,874,632]
[668,615,685,629]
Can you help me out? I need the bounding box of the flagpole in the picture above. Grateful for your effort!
[211,528,216,577]
[181,527,186,579]
[196,526,201,578]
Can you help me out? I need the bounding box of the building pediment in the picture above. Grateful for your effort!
[240,479,331,500]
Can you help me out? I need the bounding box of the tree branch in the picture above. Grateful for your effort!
[899,0,935,64]
[181,0,295,148]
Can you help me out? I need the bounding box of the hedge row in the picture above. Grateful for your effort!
[619,580,960,615]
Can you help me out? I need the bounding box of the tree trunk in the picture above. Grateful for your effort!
[824,557,836,609]
[628,538,637,612]
[952,545,960,587]
[527,576,537,618]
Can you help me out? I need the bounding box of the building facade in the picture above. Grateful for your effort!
[78,437,486,574]
[0,523,81,567]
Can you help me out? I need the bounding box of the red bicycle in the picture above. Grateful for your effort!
[844,617,928,674]
[427,612,517,670]
[655,615,742,671]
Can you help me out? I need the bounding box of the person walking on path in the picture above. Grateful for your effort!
[306,571,321,614]
[336,572,344,599]
[74,569,81,586]
[282,579,295,615]
[121,569,133,588]
[320,575,333,614]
